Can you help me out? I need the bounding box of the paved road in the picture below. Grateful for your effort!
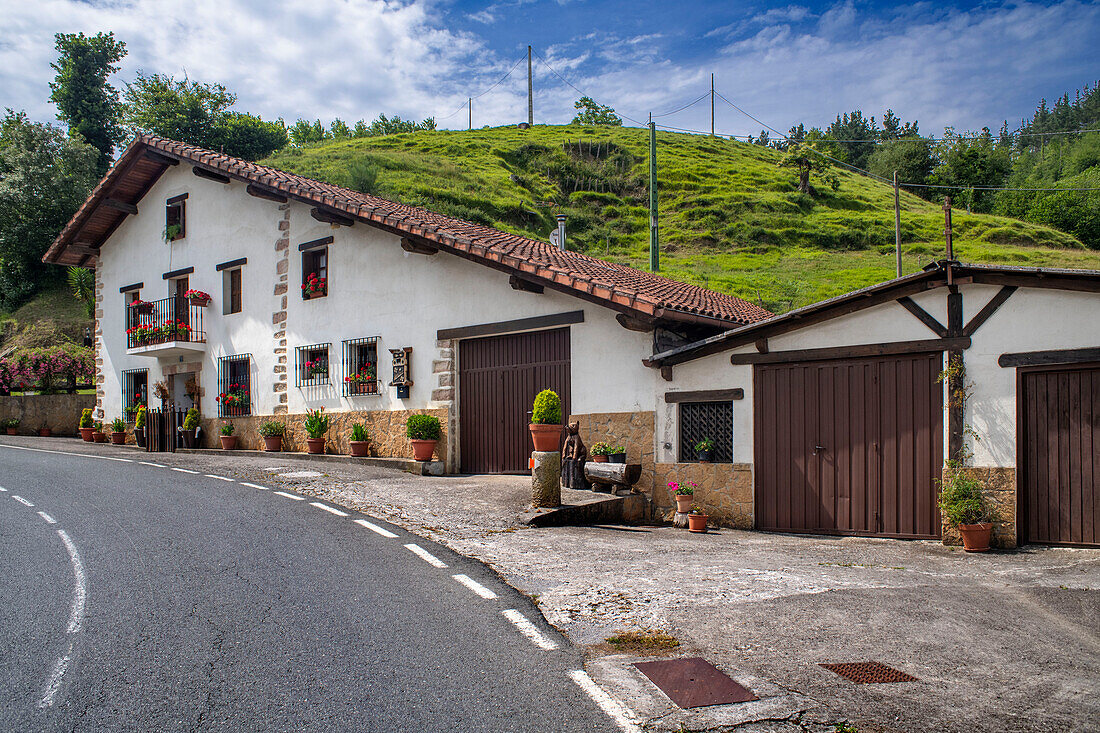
[0,441,622,732]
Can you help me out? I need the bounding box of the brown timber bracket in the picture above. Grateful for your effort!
[104,198,138,215]
[946,288,965,461]
[896,296,948,337]
[616,313,654,331]
[246,184,288,203]
[310,207,355,226]
[401,237,438,255]
[193,166,231,184]
[143,150,179,166]
[998,347,1100,368]
[962,286,1016,336]
[728,337,971,365]
[665,388,743,402]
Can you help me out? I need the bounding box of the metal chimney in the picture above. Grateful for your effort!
[556,214,566,250]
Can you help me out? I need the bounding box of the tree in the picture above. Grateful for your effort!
[67,266,95,318]
[931,127,1012,212]
[49,32,127,175]
[868,138,934,187]
[121,72,287,160]
[571,97,622,126]
[778,142,839,194]
[288,119,328,146]
[825,110,878,169]
[0,111,98,310]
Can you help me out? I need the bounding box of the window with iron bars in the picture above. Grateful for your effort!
[678,401,733,463]
[121,368,148,422]
[295,343,331,387]
[342,337,380,396]
[217,354,252,417]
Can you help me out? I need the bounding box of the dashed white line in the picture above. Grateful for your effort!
[205,474,236,482]
[354,519,398,538]
[568,670,642,733]
[12,495,34,507]
[453,574,498,599]
[98,456,133,463]
[41,529,88,709]
[502,609,558,650]
[274,491,305,501]
[240,482,269,490]
[171,467,199,474]
[0,485,7,491]
[404,543,448,568]
[38,511,57,524]
[139,461,166,467]
[310,501,349,517]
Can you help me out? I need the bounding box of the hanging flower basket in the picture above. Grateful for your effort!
[184,289,212,306]
[131,300,154,315]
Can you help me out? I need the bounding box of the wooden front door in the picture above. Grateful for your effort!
[754,353,943,538]
[458,328,571,474]
[173,276,190,326]
[1020,365,1099,546]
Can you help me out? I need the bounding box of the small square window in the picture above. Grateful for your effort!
[295,343,331,387]
[679,401,733,463]
[165,195,186,241]
[343,337,380,396]
[302,248,327,299]
[218,354,251,417]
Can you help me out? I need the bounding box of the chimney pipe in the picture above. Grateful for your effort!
[556,214,566,250]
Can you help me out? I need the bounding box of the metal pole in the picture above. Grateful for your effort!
[649,115,659,272]
[893,170,902,278]
[468,97,472,131]
[527,46,534,126]
[943,195,954,261]
[710,73,715,137]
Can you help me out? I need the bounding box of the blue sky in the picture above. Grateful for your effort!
[2,0,1098,140]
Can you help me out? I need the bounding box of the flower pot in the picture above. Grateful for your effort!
[958,522,993,552]
[135,428,146,448]
[349,440,369,457]
[696,448,713,463]
[609,453,626,464]
[411,438,437,461]
[592,454,608,463]
[220,435,237,450]
[80,427,95,442]
[529,423,563,452]
[181,428,196,449]
[306,438,325,455]
[675,495,693,513]
[39,428,52,437]
[189,297,211,307]
[5,427,15,435]
[263,435,283,452]
[110,431,126,445]
[92,432,107,443]
[688,513,709,533]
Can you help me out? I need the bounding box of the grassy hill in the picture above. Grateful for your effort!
[264,125,1100,312]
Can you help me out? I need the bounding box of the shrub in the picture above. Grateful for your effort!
[350,423,368,442]
[591,441,612,456]
[111,418,125,433]
[2,417,19,428]
[183,408,200,430]
[93,420,103,432]
[259,420,285,437]
[406,414,441,441]
[531,389,561,424]
[220,422,234,436]
[695,437,715,452]
[79,408,93,429]
[611,445,625,454]
[303,407,330,439]
[939,465,989,527]
[134,406,146,429]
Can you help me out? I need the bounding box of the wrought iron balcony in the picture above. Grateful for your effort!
[126,297,207,355]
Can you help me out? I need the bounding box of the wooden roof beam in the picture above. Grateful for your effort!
[104,198,138,215]
[246,183,287,203]
[193,166,231,184]
[310,207,354,226]
[401,237,438,255]
[143,150,179,166]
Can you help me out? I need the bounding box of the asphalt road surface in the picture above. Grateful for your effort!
[0,441,623,732]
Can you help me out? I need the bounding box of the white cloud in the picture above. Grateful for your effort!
[750,5,813,25]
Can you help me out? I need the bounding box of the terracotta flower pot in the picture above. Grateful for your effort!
[80,427,95,442]
[411,438,436,461]
[92,432,107,443]
[675,495,693,513]
[6,427,16,435]
[39,428,52,437]
[592,454,608,463]
[688,513,709,533]
[529,423,562,452]
[110,431,126,445]
[306,438,325,455]
[220,435,237,450]
[350,440,369,457]
[263,435,283,452]
[959,522,993,552]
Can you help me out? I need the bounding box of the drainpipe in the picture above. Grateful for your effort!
[556,214,566,251]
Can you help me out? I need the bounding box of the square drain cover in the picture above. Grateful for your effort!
[634,657,757,708]
[820,661,918,684]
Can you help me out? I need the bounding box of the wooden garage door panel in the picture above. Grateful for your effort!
[1022,366,1099,546]
[459,328,571,474]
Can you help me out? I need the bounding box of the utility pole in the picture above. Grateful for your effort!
[893,170,902,278]
[649,114,659,272]
[943,195,954,261]
[468,97,472,131]
[527,45,534,126]
[710,73,715,137]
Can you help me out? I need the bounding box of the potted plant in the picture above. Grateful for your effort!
[406,414,441,461]
[219,422,237,450]
[38,424,52,437]
[695,437,715,463]
[110,417,127,445]
[344,363,377,394]
[79,408,95,441]
[301,272,327,299]
[217,382,250,417]
[131,298,154,315]
[303,407,329,454]
[3,417,18,435]
[939,463,993,552]
[259,420,285,452]
[688,506,709,533]
[528,389,562,452]
[181,408,200,448]
[92,420,107,443]
[590,442,611,463]
[609,445,626,464]
[349,422,369,457]
[153,380,170,407]
[184,289,212,306]
[669,481,696,514]
[134,406,147,448]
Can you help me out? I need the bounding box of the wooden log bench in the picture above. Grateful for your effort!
[584,462,642,495]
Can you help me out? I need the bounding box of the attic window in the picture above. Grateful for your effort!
[165,194,187,241]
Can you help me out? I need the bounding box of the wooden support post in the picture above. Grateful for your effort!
[893,170,902,278]
[947,288,965,461]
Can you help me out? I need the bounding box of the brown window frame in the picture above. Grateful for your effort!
[228,268,242,314]
[166,195,186,241]
[302,247,328,299]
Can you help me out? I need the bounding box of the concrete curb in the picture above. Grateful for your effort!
[176,447,444,475]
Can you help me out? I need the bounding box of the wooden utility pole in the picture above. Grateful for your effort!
[527,46,534,126]
[649,114,659,272]
[468,98,472,131]
[893,170,902,278]
[710,73,715,137]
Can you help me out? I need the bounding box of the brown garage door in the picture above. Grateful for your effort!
[459,328,571,474]
[755,353,943,538]
[1020,365,1099,546]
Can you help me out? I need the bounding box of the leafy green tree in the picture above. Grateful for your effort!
[0,111,98,309]
[67,266,95,318]
[931,127,1012,212]
[824,110,878,170]
[330,119,352,140]
[49,32,127,175]
[288,119,328,146]
[868,138,934,186]
[571,97,622,126]
[778,142,838,194]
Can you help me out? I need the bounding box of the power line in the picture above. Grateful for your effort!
[651,92,711,119]
[530,48,647,127]
[436,54,527,121]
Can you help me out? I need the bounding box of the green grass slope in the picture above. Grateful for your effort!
[263,125,1100,312]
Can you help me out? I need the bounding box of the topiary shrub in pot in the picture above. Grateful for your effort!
[181,408,201,449]
[79,408,95,442]
[529,389,563,452]
[259,420,285,452]
[406,414,441,461]
[303,407,329,454]
[939,462,993,552]
[134,406,147,448]
[219,421,237,450]
[110,417,127,445]
[349,422,369,457]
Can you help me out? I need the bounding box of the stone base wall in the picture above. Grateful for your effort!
[0,394,96,436]
[199,407,450,462]
[570,411,655,495]
[654,462,754,528]
[941,466,1017,549]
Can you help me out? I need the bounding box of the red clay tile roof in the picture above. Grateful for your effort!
[46,135,773,327]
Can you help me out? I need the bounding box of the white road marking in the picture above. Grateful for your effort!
[274,491,305,501]
[39,641,74,710]
[0,443,128,462]
[12,495,34,507]
[38,511,57,524]
[279,470,323,478]
[502,609,558,650]
[354,519,398,538]
[568,670,642,733]
[205,474,235,482]
[41,529,88,709]
[310,501,348,517]
[139,461,166,467]
[404,543,448,568]
[0,485,7,491]
[171,467,199,474]
[452,574,498,599]
[240,482,269,490]
[98,456,132,463]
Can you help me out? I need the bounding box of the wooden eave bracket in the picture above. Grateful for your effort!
[401,237,438,255]
[510,275,544,293]
[896,296,948,337]
[192,166,231,184]
[311,207,354,226]
[104,198,138,215]
[616,313,654,332]
[246,184,288,203]
[143,150,179,166]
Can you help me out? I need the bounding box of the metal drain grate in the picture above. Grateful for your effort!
[634,657,757,708]
[820,661,919,684]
